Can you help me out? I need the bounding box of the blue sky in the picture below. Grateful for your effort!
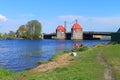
[0,0,120,33]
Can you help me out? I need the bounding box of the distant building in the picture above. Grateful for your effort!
[56,25,66,39]
[71,22,83,40]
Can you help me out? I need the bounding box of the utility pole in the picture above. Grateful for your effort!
[64,21,67,29]
[75,19,78,24]
[64,21,67,32]
[64,21,67,39]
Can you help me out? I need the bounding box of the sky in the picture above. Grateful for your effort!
[0,0,120,33]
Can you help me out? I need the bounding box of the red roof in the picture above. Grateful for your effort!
[56,25,66,31]
[72,23,82,29]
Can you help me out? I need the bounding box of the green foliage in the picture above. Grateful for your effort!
[0,34,2,39]
[26,20,42,40]
[7,31,15,39]
[17,25,27,39]
[63,50,72,53]
[1,20,42,40]
[73,46,89,52]
[2,33,7,39]
[37,60,47,64]
[16,20,42,40]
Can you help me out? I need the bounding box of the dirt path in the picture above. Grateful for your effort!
[96,52,115,80]
[32,53,71,72]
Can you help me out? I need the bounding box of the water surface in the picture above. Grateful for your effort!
[0,39,109,72]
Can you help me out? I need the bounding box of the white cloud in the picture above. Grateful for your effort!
[0,14,8,22]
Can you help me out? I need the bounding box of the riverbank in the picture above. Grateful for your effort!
[1,43,120,80]
[32,53,71,72]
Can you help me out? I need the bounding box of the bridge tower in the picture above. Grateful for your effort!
[56,25,66,39]
[71,20,83,40]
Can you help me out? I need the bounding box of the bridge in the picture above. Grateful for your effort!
[43,31,114,40]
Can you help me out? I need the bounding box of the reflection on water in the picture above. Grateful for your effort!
[0,39,109,72]
[55,40,67,52]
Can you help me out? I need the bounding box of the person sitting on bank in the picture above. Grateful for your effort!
[73,43,79,49]
[73,43,84,49]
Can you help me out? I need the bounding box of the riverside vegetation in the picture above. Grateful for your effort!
[0,20,42,40]
[0,43,120,80]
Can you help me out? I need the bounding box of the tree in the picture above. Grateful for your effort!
[26,20,42,39]
[0,33,3,39]
[17,25,27,39]
[7,31,16,39]
[3,33,7,39]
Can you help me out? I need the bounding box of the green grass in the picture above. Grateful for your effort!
[23,46,105,80]
[101,44,120,80]
[49,50,71,61]
[37,60,47,64]
[73,46,89,52]
[49,46,89,61]
[0,68,18,80]
[1,44,120,80]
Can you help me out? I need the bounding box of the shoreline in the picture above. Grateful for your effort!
[31,53,71,72]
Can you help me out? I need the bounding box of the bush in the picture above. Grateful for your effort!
[73,46,89,52]
[37,60,47,65]
[63,50,72,53]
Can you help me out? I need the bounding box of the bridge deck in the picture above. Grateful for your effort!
[43,31,114,39]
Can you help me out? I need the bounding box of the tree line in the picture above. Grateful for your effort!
[0,20,42,40]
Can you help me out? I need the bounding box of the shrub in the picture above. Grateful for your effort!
[37,60,47,65]
[73,46,89,52]
[63,50,72,53]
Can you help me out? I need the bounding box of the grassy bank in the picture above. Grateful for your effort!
[101,44,120,80]
[0,68,18,80]
[0,44,120,80]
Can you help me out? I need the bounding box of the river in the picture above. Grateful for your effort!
[0,39,110,72]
